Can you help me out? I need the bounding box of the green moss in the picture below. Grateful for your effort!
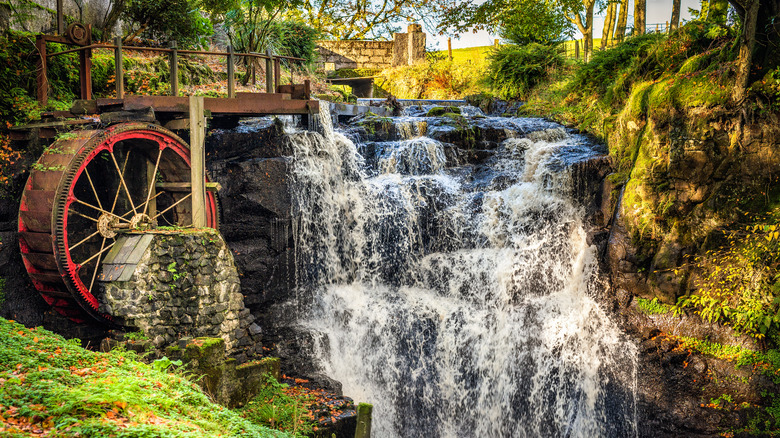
[0,317,286,437]
[425,106,462,117]
[637,297,674,315]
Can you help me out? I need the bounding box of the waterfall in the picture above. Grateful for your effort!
[289,105,638,437]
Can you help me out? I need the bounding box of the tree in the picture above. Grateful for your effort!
[670,0,681,30]
[601,0,617,49]
[634,0,646,35]
[728,0,780,102]
[287,0,436,40]
[437,0,596,60]
[613,0,629,42]
[122,0,214,47]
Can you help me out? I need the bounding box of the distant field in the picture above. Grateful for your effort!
[432,45,493,66]
[434,40,603,62]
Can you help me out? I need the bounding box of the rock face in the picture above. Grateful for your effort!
[99,230,260,356]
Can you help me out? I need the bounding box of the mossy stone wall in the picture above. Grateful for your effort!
[99,231,263,358]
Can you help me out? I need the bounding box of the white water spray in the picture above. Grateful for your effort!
[289,105,638,437]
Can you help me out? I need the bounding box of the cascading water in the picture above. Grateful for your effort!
[288,104,638,437]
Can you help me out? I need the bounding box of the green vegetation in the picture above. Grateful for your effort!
[486,43,564,99]
[239,375,315,437]
[377,56,487,99]
[637,297,674,315]
[674,223,780,341]
[0,317,288,437]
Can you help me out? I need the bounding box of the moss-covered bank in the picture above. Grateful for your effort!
[514,21,780,436]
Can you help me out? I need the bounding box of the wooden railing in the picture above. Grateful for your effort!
[36,33,306,106]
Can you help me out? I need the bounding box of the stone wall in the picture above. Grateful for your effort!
[316,24,427,71]
[317,40,396,70]
[99,230,262,358]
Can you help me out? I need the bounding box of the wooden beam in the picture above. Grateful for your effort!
[123,95,319,115]
[188,96,207,228]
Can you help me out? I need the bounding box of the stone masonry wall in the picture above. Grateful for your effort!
[99,230,262,358]
[316,24,427,71]
[316,40,395,70]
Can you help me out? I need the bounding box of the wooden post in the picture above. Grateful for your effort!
[36,35,48,106]
[494,38,499,48]
[114,37,124,99]
[575,40,580,59]
[56,0,64,35]
[265,49,273,93]
[274,58,281,92]
[78,47,93,100]
[355,403,372,438]
[227,45,235,98]
[146,159,157,218]
[665,21,669,33]
[170,42,179,96]
[189,96,207,228]
[447,37,453,61]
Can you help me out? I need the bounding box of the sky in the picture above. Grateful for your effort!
[429,0,703,49]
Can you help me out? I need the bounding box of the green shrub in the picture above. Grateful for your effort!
[239,375,314,437]
[270,20,321,66]
[486,43,564,100]
[675,223,780,340]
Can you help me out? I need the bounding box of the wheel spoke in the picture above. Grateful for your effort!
[73,198,131,223]
[83,167,104,211]
[110,150,131,215]
[88,237,107,294]
[79,241,116,267]
[152,193,192,221]
[70,229,102,252]
[110,150,138,216]
[72,210,100,223]
[143,148,163,216]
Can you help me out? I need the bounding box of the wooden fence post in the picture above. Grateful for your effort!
[227,45,235,98]
[36,35,48,106]
[114,37,124,99]
[448,37,453,61]
[355,403,372,438]
[189,96,207,228]
[78,46,93,100]
[575,40,580,59]
[274,57,280,92]
[170,41,179,96]
[265,49,273,93]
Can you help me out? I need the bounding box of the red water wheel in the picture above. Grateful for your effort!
[18,122,219,325]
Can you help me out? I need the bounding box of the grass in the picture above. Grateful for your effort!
[433,45,493,67]
[239,376,314,437]
[0,317,288,437]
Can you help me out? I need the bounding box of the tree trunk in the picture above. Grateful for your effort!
[614,0,629,42]
[634,0,646,35]
[571,0,596,61]
[601,2,617,49]
[585,0,594,59]
[734,0,759,102]
[670,0,681,30]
